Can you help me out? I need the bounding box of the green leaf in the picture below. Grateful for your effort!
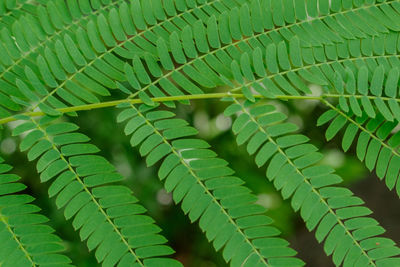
[0,161,72,266]
[17,117,181,266]
[227,100,399,267]
[118,104,303,266]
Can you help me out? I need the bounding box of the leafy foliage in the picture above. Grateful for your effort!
[117,103,304,266]
[0,157,72,266]
[0,0,400,266]
[11,115,182,267]
[226,99,400,266]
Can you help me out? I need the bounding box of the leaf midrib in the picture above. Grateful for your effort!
[0,0,123,83]
[233,98,377,267]
[30,118,144,266]
[6,87,400,124]
[15,0,397,119]
[0,213,36,266]
[131,103,270,266]
[122,2,400,120]
[28,0,222,113]
[0,0,36,25]
[322,100,400,166]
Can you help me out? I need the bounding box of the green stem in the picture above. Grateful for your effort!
[321,99,400,157]
[324,94,400,101]
[0,92,327,125]
[131,104,270,266]
[8,90,400,125]
[233,98,377,267]
[0,214,36,266]
[30,118,143,266]
[0,93,258,124]
[28,0,219,113]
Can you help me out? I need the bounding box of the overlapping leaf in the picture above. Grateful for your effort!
[0,0,43,28]
[117,103,305,267]
[0,0,128,117]
[0,156,72,267]
[318,106,400,197]
[227,31,400,100]
[2,0,400,120]
[143,0,400,104]
[0,0,400,266]
[225,99,400,266]
[0,0,246,118]
[111,5,400,111]
[11,116,182,267]
[329,66,400,122]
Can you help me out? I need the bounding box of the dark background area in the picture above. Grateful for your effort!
[2,95,400,266]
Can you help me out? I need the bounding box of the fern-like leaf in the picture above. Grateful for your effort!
[2,0,400,121]
[229,33,400,98]
[0,156,73,267]
[12,116,182,267]
[0,0,126,117]
[318,105,400,197]
[117,102,305,267]
[0,0,41,28]
[0,1,399,266]
[328,66,400,121]
[225,99,400,266]
[0,0,246,118]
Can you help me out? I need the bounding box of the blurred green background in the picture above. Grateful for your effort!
[2,88,400,266]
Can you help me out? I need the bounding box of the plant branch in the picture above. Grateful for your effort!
[0,93,323,124]
[5,89,400,125]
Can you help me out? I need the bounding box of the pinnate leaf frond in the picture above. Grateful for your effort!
[2,0,400,121]
[11,116,182,267]
[226,99,400,266]
[0,0,246,118]
[0,0,400,266]
[318,105,400,198]
[117,103,305,267]
[0,156,72,267]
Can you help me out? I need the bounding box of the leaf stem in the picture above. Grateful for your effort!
[11,90,399,125]
[0,215,36,266]
[0,93,322,124]
[233,98,377,267]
